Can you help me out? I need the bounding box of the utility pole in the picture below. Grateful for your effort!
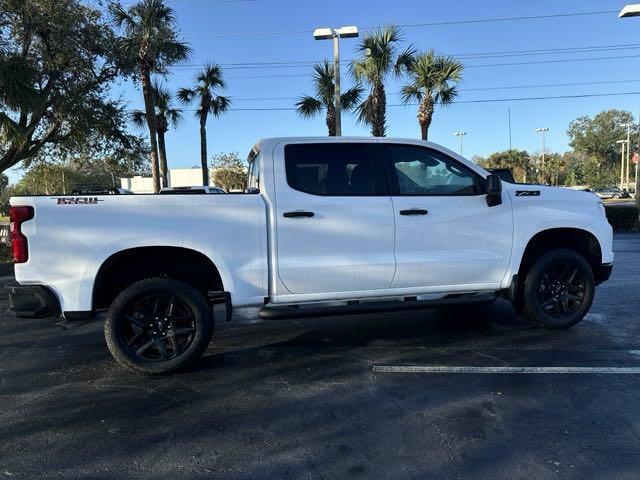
[453,131,467,155]
[617,140,627,189]
[508,108,512,150]
[618,4,640,207]
[313,26,359,137]
[535,127,549,184]
[627,122,632,189]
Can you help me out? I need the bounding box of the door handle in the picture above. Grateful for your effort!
[399,209,429,216]
[283,211,315,218]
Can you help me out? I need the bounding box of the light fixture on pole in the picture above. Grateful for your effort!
[535,127,549,184]
[453,131,467,155]
[313,26,359,137]
[619,4,640,206]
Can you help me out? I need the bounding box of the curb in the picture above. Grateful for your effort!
[0,262,14,277]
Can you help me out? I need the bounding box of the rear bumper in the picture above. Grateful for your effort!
[594,263,613,285]
[6,282,61,318]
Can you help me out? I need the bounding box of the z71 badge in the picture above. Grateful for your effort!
[515,190,541,197]
[53,197,104,205]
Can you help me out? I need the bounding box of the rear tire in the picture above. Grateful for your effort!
[517,249,595,329]
[104,277,213,374]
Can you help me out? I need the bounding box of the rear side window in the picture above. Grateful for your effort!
[284,143,377,196]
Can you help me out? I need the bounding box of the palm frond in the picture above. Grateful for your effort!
[197,63,225,89]
[295,96,323,118]
[166,107,183,127]
[400,84,423,104]
[109,2,135,30]
[176,87,195,105]
[157,39,192,67]
[355,94,376,126]
[312,60,335,106]
[340,85,364,111]
[129,109,147,129]
[435,85,458,106]
[209,95,230,116]
[394,45,417,77]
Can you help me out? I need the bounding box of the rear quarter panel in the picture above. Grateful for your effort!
[10,194,268,312]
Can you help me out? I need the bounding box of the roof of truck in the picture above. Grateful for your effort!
[252,136,441,152]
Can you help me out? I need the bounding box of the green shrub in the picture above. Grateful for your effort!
[605,205,640,231]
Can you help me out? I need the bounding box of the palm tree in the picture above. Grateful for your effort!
[296,60,363,136]
[351,25,414,137]
[177,64,230,186]
[399,50,463,141]
[131,84,182,186]
[111,0,190,193]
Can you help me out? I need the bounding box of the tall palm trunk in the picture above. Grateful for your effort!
[371,82,386,137]
[141,66,161,193]
[418,97,434,141]
[199,113,209,186]
[326,103,336,136]
[156,114,169,187]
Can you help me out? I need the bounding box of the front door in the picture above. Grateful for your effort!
[274,141,396,295]
[378,143,513,289]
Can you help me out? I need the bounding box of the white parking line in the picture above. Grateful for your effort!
[372,366,640,374]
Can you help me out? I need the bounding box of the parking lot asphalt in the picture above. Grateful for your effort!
[1,234,640,479]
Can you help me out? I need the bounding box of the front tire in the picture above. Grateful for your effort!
[104,278,213,374]
[517,249,595,329]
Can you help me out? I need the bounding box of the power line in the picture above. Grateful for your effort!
[170,42,640,71]
[128,91,640,113]
[170,54,640,79]
[189,10,618,38]
[229,79,640,101]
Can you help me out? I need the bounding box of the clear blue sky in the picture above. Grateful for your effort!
[12,0,640,181]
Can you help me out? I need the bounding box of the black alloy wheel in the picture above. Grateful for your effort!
[518,249,595,329]
[105,278,214,374]
[536,261,588,318]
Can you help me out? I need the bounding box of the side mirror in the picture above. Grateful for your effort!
[485,174,502,207]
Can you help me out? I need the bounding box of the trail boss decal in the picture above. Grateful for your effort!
[515,190,540,197]
[53,197,104,205]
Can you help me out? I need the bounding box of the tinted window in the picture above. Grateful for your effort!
[386,145,480,195]
[285,144,376,196]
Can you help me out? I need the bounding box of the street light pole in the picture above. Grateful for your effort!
[617,140,628,189]
[535,127,549,184]
[333,32,342,136]
[619,4,640,206]
[313,26,359,137]
[453,131,467,155]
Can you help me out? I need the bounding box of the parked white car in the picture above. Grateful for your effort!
[7,137,614,373]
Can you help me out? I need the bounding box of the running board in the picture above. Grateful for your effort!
[258,293,496,320]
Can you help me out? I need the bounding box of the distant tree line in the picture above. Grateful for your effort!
[474,109,633,188]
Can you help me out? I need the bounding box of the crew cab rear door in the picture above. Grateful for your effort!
[273,141,396,295]
[377,142,513,289]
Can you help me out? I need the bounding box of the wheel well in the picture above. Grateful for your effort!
[92,247,223,310]
[518,228,602,279]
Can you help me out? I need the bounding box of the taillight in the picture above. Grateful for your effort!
[9,206,34,263]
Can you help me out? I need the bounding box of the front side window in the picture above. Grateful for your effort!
[386,145,481,195]
[285,143,376,196]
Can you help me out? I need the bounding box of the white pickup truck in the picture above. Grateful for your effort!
[7,137,613,373]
